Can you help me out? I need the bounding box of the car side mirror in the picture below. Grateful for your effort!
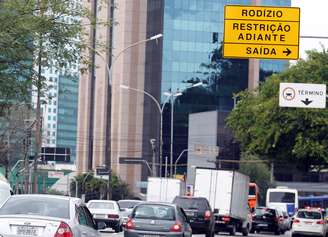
[214,209,219,214]
[97,221,107,230]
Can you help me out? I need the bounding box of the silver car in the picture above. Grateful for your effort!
[124,203,192,237]
[0,194,106,237]
[118,200,143,226]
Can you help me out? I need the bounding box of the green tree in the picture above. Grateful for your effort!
[226,50,328,172]
[71,173,133,201]
[239,153,272,205]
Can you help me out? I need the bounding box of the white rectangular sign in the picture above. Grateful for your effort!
[279,83,326,108]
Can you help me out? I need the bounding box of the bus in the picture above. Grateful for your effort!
[266,186,298,216]
[248,183,259,210]
[299,195,328,209]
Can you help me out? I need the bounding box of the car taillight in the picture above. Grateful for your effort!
[317,220,325,225]
[293,219,300,224]
[108,214,119,219]
[54,222,73,237]
[170,222,182,232]
[204,210,211,221]
[222,216,231,222]
[126,218,135,230]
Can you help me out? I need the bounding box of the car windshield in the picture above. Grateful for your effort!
[269,192,295,203]
[118,200,140,209]
[0,196,69,219]
[88,202,114,209]
[132,204,175,221]
[255,208,276,218]
[173,197,208,211]
[297,211,322,220]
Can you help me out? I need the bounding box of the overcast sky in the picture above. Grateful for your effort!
[292,0,328,59]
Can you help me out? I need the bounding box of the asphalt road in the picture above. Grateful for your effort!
[100,229,292,237]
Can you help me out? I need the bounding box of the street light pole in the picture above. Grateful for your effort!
[90,33,163,198]
[167,82,203,178]
[120,85,170,177]
[174,149,189,176]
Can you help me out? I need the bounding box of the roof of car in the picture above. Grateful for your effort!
[174,196,207,200]
[137,202,178,207]
[88,199,117,203]
[9,194,82,205]
[298,208,323,212]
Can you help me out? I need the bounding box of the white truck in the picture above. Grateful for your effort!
[146,177,185,203]
[194,168,251,236]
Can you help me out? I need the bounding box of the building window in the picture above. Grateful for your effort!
[47,139,50,144]
[48,115,51,120]
[53,108,56,113]
[53,116,56,121]
[49,100,52,105]
[53,124,56,128]
[54,77,57,82]
[47,131,50,136]
[54,101,57,105]
[48,124,51,128]
[52,132,56,136]
[49,77,53,82]
[52,139,56,144]
[48,108,51,113]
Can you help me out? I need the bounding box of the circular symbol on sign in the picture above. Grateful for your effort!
[282,87,296,101]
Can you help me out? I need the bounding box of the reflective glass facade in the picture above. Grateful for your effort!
[159,0,291,174]
[57,75,78,161]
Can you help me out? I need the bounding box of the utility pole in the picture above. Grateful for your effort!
[150,139,157,177]
[33,0,45,194]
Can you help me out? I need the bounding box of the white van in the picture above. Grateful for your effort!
[0,180,12,207]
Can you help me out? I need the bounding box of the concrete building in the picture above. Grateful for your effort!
[77,0,291,194]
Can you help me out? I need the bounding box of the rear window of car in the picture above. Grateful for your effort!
[132,204,176,221]
[118,201,140,209]
[0,196,69,219]
[255,208,276,217]
[173,197,209,211]
[88,202,114,209]
[297,211,322,220]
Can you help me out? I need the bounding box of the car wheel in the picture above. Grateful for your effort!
[114,225,121,233]
[274,228,280,235]
[250,228,255,234]
[242,227,249,236]
[229,224,236,236]
[291,234,297,237]
[205,229,214,237]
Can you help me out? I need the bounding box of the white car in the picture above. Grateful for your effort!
[118,200,142,226]
[0,194,105,237]
[87,200,122,232]
[292,208,327,237]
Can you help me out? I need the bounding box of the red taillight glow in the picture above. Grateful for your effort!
[204,210,211,221]
[293,219,300,224]
[317,220,325,225]
[125,218,135,230]
[170,222,182,232]
[222,216,231,222]
[108,214,119,219]
[54,222,73,237]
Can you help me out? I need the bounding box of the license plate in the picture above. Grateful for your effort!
[143,235,160,237]
[216,221,225,224]
[16,226,38,236]
[258,224,268,227]
[95,214,107,218]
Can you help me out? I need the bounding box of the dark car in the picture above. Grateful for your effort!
[251,207,285,235]
[173,196,215,237]
[124,203,192,237]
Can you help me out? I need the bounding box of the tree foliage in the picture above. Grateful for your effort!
[239,153,272,205]
[71,173,133,201]
[0,0,106,110]
[226,50,328,171]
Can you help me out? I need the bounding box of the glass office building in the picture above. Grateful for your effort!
[154,0,291,173]
[56,75,79,161]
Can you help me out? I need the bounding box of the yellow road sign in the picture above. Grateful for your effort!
[224,44,299,60]
[223,5,300,60]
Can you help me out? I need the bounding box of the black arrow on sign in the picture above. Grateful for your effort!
[301,98,313,106]
[283,48,292,56]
